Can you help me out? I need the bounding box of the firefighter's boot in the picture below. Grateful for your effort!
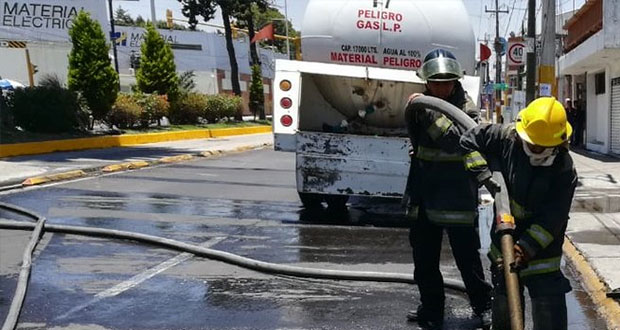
[406,305,444,329]
[531,294,567,330]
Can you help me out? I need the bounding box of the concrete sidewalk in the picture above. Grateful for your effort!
[0,133,273,187]
[565,148,620,328]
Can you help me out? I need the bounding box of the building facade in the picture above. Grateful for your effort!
[559,0,620,154]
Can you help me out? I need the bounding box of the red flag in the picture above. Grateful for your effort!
[251,23,274,43]
[480,43,492,62]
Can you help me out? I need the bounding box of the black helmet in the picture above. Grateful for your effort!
[417,49,463,82]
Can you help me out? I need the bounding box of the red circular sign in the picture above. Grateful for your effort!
[508,42,525,65]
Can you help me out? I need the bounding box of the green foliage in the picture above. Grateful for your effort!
[169,93,207,124]
[108,93,142,129]
[134,92,170,127]
[178,71,197,95]
[136,23,179,101]
[205,94,242,123]
[0,91,13,129]
[68,10,119,121]
[249,64,265,119]
[250,4,298,55]
[12,85,87,133]
[114,6,134,26]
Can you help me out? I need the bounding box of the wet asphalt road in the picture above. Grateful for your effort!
[0,148,609,329]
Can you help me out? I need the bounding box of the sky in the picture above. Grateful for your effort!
[113,0,587,46]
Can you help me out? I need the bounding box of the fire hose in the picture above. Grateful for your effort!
[1,96,522,330]
[0,201,467,330]
[408,96,524,330]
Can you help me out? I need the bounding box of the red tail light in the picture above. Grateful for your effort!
[280,115,293,127]
[280,97,292,109]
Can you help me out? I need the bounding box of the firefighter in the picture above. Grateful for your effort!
[459,97,576,329]
[404,49,492,329]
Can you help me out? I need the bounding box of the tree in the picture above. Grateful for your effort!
[68,10,119,123]
[232,1,270,66]
[114,6,134,26]
[178,0,243,119]
[136,23,179,100]
[251,5,298,56]
[249,65,265,120]
[135,15,146,26]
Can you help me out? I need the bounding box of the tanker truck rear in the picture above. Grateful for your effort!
[273,0,480,208]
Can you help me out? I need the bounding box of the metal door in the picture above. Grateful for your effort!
[610,77,620,154]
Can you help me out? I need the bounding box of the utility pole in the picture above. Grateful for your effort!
[284,0,290,59]
[150,0,157,24]
[526,0,537,103]
[107,0,119,73]
[486,0,509,123]
[539,0,556,98]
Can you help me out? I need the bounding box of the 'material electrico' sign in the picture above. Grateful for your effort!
[0,0,109,42]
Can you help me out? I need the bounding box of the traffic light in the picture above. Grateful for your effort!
[231,25,239,39]
[166,9,173,29]
[30,63,38,75]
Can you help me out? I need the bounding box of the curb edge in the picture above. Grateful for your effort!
[13,143,272,190]
[563,238,620,330]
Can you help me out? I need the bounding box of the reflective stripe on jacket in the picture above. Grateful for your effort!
[405,82,480,227]
[460,124,577,277]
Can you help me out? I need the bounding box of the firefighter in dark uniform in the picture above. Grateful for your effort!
[459,97,576,330]
[404,49,492,329]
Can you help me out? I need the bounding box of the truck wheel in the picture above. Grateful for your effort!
[325,195,349,210]
[298,192,324,209]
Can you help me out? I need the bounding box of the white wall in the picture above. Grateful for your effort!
[0,42,71,85]
[586,69,611,153]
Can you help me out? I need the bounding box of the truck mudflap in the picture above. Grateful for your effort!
[296,131,410,198]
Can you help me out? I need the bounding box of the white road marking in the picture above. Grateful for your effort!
[56,236,226,320]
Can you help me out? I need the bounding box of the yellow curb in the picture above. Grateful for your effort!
[200,150,220,157]
[102,161,150,173]
[159,154,194,163]
[0,126,272,158]
[563,238,620,329]
[22,170,87,186]
[208,126,272,138]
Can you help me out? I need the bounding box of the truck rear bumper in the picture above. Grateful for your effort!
[274,133,296,152]
[296,131,410,198]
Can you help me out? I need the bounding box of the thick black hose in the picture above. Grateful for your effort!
[407,95,477,131]
[0,202,467,330]
[0,203,46,330]
[0,219,466,288]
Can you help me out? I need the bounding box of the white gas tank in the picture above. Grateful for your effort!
[301,0,476,74]
[300,0,476,129]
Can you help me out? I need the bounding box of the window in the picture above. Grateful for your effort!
[595,72,606,95]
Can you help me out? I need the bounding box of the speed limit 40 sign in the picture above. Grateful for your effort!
[507,41,525,66]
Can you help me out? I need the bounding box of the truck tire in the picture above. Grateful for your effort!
[298,192,324,209]
[325,195,349,210]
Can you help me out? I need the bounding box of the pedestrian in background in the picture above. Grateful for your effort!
[404,49,492,330]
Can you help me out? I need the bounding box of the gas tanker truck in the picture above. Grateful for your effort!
[273,0,480,208]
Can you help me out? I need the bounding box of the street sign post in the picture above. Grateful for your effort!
[507,41,525,66]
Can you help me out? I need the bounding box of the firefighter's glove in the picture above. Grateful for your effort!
[510,244,530,272]
[481,177,501,196]
[494,257,504,271]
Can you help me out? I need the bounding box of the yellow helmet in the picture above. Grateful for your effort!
[515,97,573,147]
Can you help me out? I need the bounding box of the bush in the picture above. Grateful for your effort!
[169,93,206,124]
[68,10,119,121]
[0,91,13,129]
[205,94,242,123]
[108,93,142,128]
[249,64,265,119]
[136,23,179,100]
[12,85,86,133]
[134,92,170,127]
